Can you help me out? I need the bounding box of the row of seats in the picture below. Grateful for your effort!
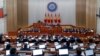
[0,34,100,56]
[1,39,100,56]
[17,23,94,35]
[18,27,94,34]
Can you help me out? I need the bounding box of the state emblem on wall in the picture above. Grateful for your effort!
[47,2,57,12]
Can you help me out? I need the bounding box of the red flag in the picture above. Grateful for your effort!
[54,14,57,23]
[0,8,3,18]
[50,14,53,23]
[57,13,61,23]
[47,13,50,23]
[44,13,47,23]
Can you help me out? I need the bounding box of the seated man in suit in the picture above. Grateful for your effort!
[74,48,82,56]
[6,48,19,56]
[66,41,73,50]
[76,38,83,43]
[60,41,72,50]
[63,28,68,32]
[23,38,28,42]
[4,44,11,50]
[20,43,30,51]
[33,28,40,32]
[69,36,75,42]
[0,34,4,43]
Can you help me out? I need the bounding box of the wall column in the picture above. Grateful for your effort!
[6,0,28,32]
[76,0,97,31]
[17,0,28,28]
[6,0,17,32]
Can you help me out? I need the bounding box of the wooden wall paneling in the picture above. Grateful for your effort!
[76,0,97,31]
[86,0,97,30]
[17,0,28,28]
[76,0,86,27]
[6,0,28,32]
[17,0,22,28]
[6,0,17,32]
[22,0,28,27]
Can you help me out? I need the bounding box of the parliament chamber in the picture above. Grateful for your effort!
[0,0,100,56]
[0,23,99,56]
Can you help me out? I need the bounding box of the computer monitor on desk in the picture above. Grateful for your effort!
[73,45,78,49]
[29,43,34,47]
[33,49,43,56]
[85,50,94,56]
[39,44,46,49]
[55,45,61,49]
[59,49,68,56]
[17,43,22,47]
[6,50,10,56]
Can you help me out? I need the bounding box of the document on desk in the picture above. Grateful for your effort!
[69,54,75,56]
[50,48,55,51]
[0,54,4,56]
[19,53,26,56]
[6,50,10,55]
[85,50,94,56]
[25,55,31,56]
[96,54,100,56]
[0,48,3,51]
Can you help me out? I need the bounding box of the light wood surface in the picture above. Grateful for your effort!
[17,0,28,28]
[6,0,28,32]
[76,0,97,31]
[6,0,18,32]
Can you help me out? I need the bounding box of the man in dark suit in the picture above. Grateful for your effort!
[6,48,19,56]
[60,41,72,50]
[69,37,75,43]
[0,34,3,43]
[4,44,11,50]
[20,43,30,51]
[74,48,82,56]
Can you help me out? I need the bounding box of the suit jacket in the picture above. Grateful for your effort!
[60,45,73,50]
[0,34,3,43]
[59,55,68,56]
[6,54,19,56]
[20,48,31,51]
[74,55,82,56]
